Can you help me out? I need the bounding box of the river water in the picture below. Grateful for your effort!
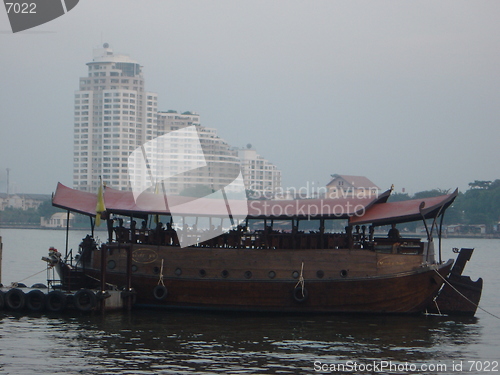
[0,229,498,374]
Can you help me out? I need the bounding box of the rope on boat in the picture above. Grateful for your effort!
[432,298,442,316]
[157,259,165,286]
[433,269,500,320]
[9,268,47,286]
[84,273,119,290]
[295,261,305,298]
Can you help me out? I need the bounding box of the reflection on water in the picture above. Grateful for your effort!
[0,310,483,374]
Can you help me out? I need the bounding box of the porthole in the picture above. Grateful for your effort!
[107,260,116,270]
[292,270,300,279]
[268,271,276,279]
[316,270,324,279]
[244,271,252,279]
[221,270,229,278]
[131,265,138,273]
[199,269,206,277]
[153,266,160,275]
[175,268,182,276]
[340,269,348,278]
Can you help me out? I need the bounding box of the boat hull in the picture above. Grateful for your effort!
[81,253,452,314]
[143,264,450,314]
[425,248,482,316]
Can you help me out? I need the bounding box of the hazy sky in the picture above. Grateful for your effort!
[0,1,499,195]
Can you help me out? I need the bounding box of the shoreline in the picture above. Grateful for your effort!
[1,224,499,239]
[0,225,106,231]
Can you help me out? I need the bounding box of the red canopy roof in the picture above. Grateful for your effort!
[349,189,458,226]
[52,183,98,216]
[51,183,391,220]
[52,183,246,218]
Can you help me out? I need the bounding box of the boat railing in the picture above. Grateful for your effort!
[106,227,351,250]
[103,225,422,252]
[372,237,424,254]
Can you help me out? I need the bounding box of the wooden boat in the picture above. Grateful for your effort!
[49,183,481,315]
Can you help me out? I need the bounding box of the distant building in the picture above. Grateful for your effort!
[155,111,243,195]
[236,145,282,199]
[0,193,50,211]
[156,113,282,198]
[73,45,278,198]
[446,224,486,235]
[326,174,379,198]
[41,212,75,228]
[73,44,158,192]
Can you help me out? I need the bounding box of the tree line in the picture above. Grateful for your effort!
[0,200,60,225]
[389,180,500,232]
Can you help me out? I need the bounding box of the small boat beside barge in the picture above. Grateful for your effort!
[48,183,482,315]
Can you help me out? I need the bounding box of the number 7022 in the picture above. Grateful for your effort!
[5,3,37,14]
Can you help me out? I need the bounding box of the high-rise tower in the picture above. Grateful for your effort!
[73,44,158,192]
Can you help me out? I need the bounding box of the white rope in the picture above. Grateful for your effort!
[157,259,165,286]
[432,297,443,316]
[11,268,47,286]
[434,269,500,320]
[295,261,305,297]
[84,273,118,290]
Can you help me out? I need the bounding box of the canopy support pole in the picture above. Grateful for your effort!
[106,215,114,243]
[419,201,445,263]
[438,212,446,264]
[126,245,133,311]
[100,244,107,313]
[419,202,431,243]
[65,210,70,260]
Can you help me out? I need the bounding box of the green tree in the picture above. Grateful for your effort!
[387,192,410,202]
[0,207,39,224]
[468,180,492,189]
[459,180,500,229]
[413,188,450,200]
[37,199,62,218]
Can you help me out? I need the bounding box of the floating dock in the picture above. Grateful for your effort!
[0,284,126,313]
[0,234,129,314]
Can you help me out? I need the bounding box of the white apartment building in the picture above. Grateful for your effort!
[236,146,282,199]
[73,45,279,197]
[73,44,158,192]
[156,111,243,196]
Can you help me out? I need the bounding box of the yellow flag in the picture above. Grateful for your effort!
[95,179,106,226]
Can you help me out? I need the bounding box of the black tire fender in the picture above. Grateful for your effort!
[73,289,97,312]
[293,286,308,303]
[5,288,26,310]
[31,283,47,289]
[153,285,168,301]
[46,290,67,312]
[26,289,46,312]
